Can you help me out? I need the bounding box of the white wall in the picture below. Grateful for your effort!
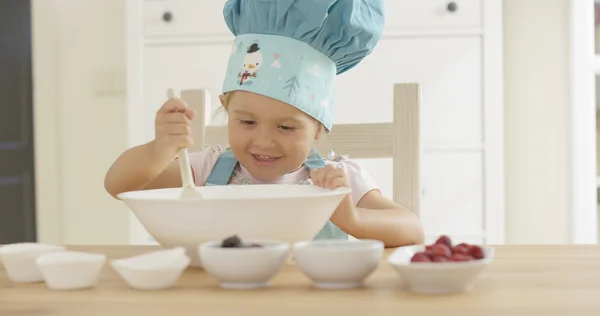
[503,0,571,244]
[32,0,578,245]
[32,0,129,244]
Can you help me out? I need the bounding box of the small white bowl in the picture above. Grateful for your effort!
[36,251,106,290]
[0,243,66,283]
[111,247,190,290]
[387,244,494,294]
[292,239,384,290]
[199,240,290,290]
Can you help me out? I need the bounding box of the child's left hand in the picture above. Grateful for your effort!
[310,165,360,230]
[310,164,349,189]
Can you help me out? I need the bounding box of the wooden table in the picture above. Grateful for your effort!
[1,245,600,315]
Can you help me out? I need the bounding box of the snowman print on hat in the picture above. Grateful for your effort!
[238,43,262,86]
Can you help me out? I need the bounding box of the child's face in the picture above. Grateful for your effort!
[221,91,322,182]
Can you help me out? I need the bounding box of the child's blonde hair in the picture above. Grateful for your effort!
[217,91,327,138]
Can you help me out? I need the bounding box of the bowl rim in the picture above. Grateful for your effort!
[36,251,107,266]
[117,185,352,202]
[0,243,65,256]
[111,255,191,272]
[200,239,291,252]
[293,239,384,253]
[386,245,495,268]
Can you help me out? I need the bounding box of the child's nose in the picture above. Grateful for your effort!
[252,133,275,149]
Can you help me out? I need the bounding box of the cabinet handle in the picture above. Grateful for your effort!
[447,2,458,12]
[163,11,173,23]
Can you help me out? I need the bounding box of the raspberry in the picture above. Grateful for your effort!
[451,253,471,262]
[411,252,431,262]
[456,242,470,249]
[468,245,485,259]
[416,235,486,263]
[452,245,470,256]
[430,244,452,258]
[435,235,452,248]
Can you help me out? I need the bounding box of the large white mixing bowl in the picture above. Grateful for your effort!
[118,185,351,267]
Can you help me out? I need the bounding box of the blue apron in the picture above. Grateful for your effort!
[205,147,348,240]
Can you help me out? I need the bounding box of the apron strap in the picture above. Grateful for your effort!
[205,149,238,186]
[304,147,327,170]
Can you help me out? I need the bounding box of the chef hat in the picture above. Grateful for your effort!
[221,0,385,131]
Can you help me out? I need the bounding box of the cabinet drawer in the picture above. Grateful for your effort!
[385,0,482,30]
[420,152,484,238]
[335,37,483,143]
[142,0,481,38]
[142,0,230,38]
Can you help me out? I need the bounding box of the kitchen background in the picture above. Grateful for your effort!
[2,0,598,247]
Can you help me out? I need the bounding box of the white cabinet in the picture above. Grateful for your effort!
[421,152,484,240]
[141,0,230,38]
[335,37,483,143]
[126,0,504,245]
[142,45,231,143]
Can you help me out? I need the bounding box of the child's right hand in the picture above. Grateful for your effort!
[152,97,196,161]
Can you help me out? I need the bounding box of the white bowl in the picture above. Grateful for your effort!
[118,185,350,267]
[111,247,190,290]
[0,243,66,283]
[292,239,384,289]
[36,251,106,290]
[387,244,494,294]
[199,239,290,289]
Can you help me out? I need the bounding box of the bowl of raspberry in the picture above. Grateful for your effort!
[387,235,494,294]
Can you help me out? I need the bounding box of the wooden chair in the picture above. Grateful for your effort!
[177,83,422,217]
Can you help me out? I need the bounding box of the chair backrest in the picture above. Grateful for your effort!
[179,83,421,216]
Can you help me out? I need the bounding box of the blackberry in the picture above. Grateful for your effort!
[221,235,242,248]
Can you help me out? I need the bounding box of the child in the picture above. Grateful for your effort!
[105,0,424,247]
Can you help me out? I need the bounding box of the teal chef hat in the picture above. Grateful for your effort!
[221,0,385,131]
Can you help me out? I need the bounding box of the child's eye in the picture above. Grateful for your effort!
[278,125,296,132]
[239,119,255,126]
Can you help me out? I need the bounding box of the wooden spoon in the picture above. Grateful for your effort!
[166,88,203,199]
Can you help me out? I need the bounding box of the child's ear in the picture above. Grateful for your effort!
[218,94,226,107]
[313,124,323,141]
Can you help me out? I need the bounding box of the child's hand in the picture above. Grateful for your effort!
[311,165,359,230]
[310,164,349,189]
[153,98,196,160]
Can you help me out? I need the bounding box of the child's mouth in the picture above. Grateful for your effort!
[252,154,281,166]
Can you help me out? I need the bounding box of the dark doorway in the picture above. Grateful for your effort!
[0,0,37,243]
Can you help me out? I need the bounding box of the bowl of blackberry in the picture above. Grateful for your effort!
[198,235,290,290]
